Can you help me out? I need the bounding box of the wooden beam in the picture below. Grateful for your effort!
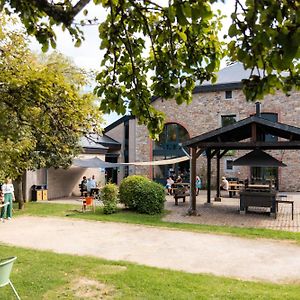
[187,141,300,150]
[210,149,219,158]
[196,148,205,159]
[219,150,229,158]
[188,147,197,215]
[251,123,257,142]
[207,148,211,204]
[216,151,221,200]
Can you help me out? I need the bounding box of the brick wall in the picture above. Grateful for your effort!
[134,88,300,191]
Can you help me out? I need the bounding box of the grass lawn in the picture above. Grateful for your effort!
[0,244,300,299]
[14,202,300,244]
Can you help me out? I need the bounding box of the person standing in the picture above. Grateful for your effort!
[195,176,202,196]
[87,175,98,196]
[1,178,15,222]
[80,176,87,197]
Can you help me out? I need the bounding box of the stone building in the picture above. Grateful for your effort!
[104,63,300,191]
[23,134,121,200]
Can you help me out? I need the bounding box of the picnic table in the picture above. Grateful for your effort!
[228,182,245,197]
[172,183,190,205]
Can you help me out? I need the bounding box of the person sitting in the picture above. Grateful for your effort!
[166,176,174,195]
[176,175,183,183]
[220,176,229,191]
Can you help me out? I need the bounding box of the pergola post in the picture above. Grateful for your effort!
[207,148,211,203]
[188,147,197,215]
[215,151,221,201]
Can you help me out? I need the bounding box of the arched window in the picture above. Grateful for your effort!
[153,123,189,156]
[153,123,190,183]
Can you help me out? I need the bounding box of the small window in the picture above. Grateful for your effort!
[221,115,237,127]
[225,90,232,99]
[225,159,234,171]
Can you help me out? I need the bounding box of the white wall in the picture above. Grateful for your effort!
[26,153,106,200]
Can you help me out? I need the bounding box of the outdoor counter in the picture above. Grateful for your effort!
[240,190,277,217]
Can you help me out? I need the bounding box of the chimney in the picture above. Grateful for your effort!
[255,102,261,117]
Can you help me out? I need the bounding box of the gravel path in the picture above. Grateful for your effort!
[1,216,300,283]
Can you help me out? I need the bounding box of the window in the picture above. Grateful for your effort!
[225,159,234,171]
[225,90,232,99]
[221,115,237,127]
[153,123,190,184]
[153,123,189,153]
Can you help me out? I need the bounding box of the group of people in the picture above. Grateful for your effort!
[165,175,202,196]
[0,178,15,222]
[165,175,230,195]
[80,175,99,197]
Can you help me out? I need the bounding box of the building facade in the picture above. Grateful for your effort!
[24,134,121,200]
[104,63,300,191]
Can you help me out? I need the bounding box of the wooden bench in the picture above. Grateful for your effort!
[173,186,190,205]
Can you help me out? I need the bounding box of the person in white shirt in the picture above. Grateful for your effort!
[166,176,174,195]
[87,175,98,196]
[220,176,229,191]
[1,178,15,222]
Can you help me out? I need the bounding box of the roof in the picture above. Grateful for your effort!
[183,115,300,150]
[79,136,108,150]
[201,63,255,86]
[104,115,135,133]
[79,134,121,152]
[232,149,287,167]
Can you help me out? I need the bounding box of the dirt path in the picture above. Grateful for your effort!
[1,216,300,283]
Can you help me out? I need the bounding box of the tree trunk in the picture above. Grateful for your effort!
[15,174,25,210]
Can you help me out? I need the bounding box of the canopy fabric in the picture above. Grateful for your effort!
[232,149,287,167]
[72,157,124,168]
[72,156,190,168]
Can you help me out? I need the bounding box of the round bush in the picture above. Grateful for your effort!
[101,183,119,214]
[119,175,165,214]
[135,180,165,215]
[119,175,149,209]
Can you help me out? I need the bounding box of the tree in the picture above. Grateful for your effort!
[1,1,300,138]
[0,15,103,208]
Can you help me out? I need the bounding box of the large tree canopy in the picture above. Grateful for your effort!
[1,0,300,138]
[0,15,103,183]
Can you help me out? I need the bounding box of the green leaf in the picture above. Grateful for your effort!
[178,31,187,42]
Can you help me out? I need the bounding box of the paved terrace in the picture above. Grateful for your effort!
[48,191,300,232]
[164,191,300,232]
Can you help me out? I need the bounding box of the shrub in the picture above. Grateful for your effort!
[119,175,165,214]
[119,175,149,209]
[135,180,165,215]
[101,183,119,214]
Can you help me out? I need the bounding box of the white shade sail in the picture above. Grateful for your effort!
[72,156,190,168]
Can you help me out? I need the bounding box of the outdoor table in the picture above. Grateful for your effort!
[240,190,277,217]
[172,183,190,205]
[276,194,294,220]
[228,182,245,197]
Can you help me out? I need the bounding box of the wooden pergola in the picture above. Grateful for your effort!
[183,107,300,215]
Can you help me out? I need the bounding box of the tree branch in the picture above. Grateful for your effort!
[31,0,91,25]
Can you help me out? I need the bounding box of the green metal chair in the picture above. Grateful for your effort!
[0,257,21,299]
